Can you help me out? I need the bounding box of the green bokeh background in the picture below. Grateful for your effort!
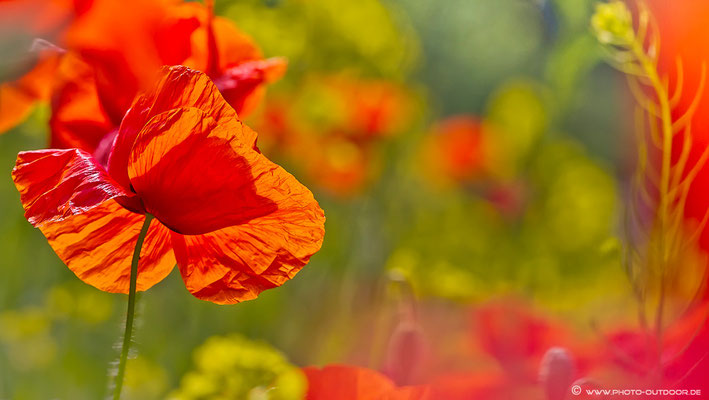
[0,0,635,398]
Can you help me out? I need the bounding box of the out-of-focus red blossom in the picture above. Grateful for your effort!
[413,300,601,400]
[424,116,486,183]
[179,0,286,118]
[422,115,528,218]
[0,47,62,133]
[0,0,80,132]
[474,299,571,380]
[254,76,414,196]
[326,78,413,141]
[470,301,597,389]
[600,302,709,394]
[12,66,325,305]
[61,0,198,125]
[0,0,284,160]
[303,365,431,400]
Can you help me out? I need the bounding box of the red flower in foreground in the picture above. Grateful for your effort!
[12,66,325,304]
[304,365,431,400]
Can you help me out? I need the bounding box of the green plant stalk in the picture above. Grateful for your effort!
[630,39,672,374]
[113,214,154,400]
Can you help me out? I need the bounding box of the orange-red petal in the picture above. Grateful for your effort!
[304,365,431,400]
[0,52,61,134]
[183,9,262,73]
[12,149,174,292]
[214,57,288,117]
[137,108,325,302]
[108,65,252,190]
[12,148,133,226]
[65,0,196,124]
[126,107,274,234]
[39,201,176,293]
[49,54,114,155]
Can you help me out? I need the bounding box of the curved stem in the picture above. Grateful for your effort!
[113,214,154,400]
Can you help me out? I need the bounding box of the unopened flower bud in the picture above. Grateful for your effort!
[539,347,576,400]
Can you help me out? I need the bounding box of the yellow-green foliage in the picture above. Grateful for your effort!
[169,335,306,400]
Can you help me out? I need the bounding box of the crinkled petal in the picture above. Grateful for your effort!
[170,201,324,304]
[127,107,275,234]
[12,148,135,227]
[38,201,175,293]
[108,65,252,189]
[123,104,324,303]
[12,148,174,292]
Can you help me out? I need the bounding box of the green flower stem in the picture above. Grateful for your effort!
[113,213,154,400]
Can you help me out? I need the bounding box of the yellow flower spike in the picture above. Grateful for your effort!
[591,1,635,46]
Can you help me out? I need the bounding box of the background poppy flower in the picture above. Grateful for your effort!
[252,74,416,196]
[1,0,284,164]
[423,116,486,184]
[179,0,287,118]
[0,0,78,133]
[303,365,431,400]
[12,65,325,304]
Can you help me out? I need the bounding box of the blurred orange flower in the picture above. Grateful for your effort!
[304,365,431,400]
[12,66,325,304]
[1,0,284,153]
[255,75,415,196]
[424,116,486,184]
[0,0,78,132]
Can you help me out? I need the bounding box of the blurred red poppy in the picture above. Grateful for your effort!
[0,0,78,132]
[601,302,709,393]
[1,0,285,159]
[304,365,431,400]
[12,66,325,304]
[424,116,486,184]
[179,0,286,118]
[254,75,413,196]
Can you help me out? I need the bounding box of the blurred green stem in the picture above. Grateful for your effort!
[113,214,154,400]
[631,39,671,374]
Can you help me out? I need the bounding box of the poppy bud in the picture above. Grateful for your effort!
[539,346,576,400]
[382,317,428,386]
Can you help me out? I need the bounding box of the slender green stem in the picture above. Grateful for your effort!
[113,214,153,400]
[631,39,672,376]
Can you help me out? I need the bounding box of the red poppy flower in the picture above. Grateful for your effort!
[602,302,709,393]
[303,365,431,400]
[252,75,413,196]
[179,0,287,118]
[12,65,325,304]
[0,0,77,133]
[424,116,486,184]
